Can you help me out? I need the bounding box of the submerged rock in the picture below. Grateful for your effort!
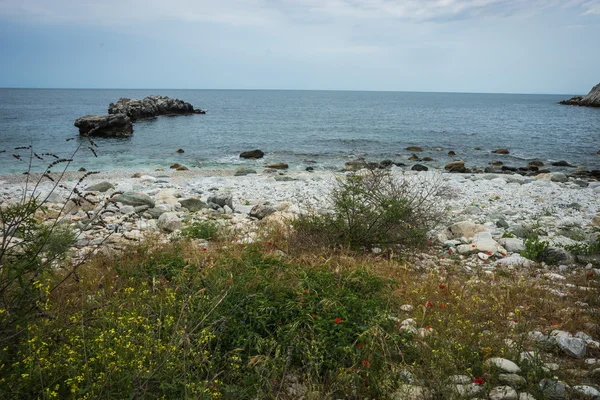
[240,149,264,159]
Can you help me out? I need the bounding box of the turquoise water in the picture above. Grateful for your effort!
[0,89,599,174]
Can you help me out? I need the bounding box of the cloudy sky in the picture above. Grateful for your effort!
[0,0,599,93]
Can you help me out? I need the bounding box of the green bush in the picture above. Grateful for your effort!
[181,219,219,240]
[292,170,441,252]
[521,237,549,262]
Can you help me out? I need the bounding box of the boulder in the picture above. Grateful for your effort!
[179,198,208,212]
[240,149,265,159]
[234,168,257,176]
[207,191,233,209]
[411,164,428,172]
[559,82,600,107]
[158,212,182,233]
[446,221,486,240]
[498,238,525,253]
[108,95,203,120]
[112,192,155,208]
[492,148,510,155]
[485,358,521,373]
[86,181,114,192]
[445,160,467,173]
[405,146,424,152]
[74,114,133,137]
[345,160,367,171]
[249,204,276,220]
[539,379,568,399]
[266,163,289,169]
[551,161,575,167]
[489,385,518,400]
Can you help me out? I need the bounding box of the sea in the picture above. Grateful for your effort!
[0,89,599,175]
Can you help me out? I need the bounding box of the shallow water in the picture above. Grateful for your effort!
[0,89,598,174]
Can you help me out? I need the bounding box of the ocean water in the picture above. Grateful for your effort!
[0,88,599,175]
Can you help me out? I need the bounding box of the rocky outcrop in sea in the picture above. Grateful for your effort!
[74,96,205,137]
[559,83,600,108]
[108,95,206,121]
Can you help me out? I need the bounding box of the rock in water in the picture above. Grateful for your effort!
[240,150,265,159]
[74,114,133,137]
[559,82,600,107]
[108,95,204,120]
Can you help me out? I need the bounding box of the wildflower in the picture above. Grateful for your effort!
[267,241,273,246]
[425,301,433,307]
[202,247,207,251]
[441,256,445,260]
[447,250,452,254]
[226,280,232,285]
[311,314,317,319]
[334,317,343,324]
[303,289,309,293]
[486,251,492,256]
[357,342,364,349]
[473,377,484,385]
[439,303,448,308]
[439,284,446,290]
[551,321,559,326]
[424,325,432,330]
[362,360,370,367]
[472,244,476,248]
[588,272,595,278]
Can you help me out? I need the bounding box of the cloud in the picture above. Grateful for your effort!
[1,0,599,27]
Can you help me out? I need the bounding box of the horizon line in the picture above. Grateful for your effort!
[0,86,581,96]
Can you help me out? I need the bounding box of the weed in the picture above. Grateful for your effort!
[181,219,219,240]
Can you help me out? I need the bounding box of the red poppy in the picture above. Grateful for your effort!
[471,244,476,248]
[439,284,446,290]
[447,250,452,254]
[226,280,232,285]
[303,289,309,293]
[202,247,207,251]
[441,256,445,260]
[267,241,273,246]
[486,251,493,256]
[588,272,595,278]
[473,377,484,385]
[439,303,448,308]
[357,342,364,349]
[334,317,343,324]
[424,325,432,330]
[311,314,317,319]
[362,360,370,367]
[425,301,433,307]
[551,321,558,326]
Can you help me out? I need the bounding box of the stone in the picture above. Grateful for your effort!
[445,160,467,173]
[157,212,182,233]
[472,232,499,253]
[551,160,575,167]
[108,95,203,120]
[179,198,208,212]
[176,148,184,153]
[571,385,600,398]
[146,205,171,219]
[498,238,525,253]
[170,163,181,169]
[411,164,428,171]
[552,331,587,359]
[86,181,114,192]
[392,385,432,400]
[235,168,257,176]
[489,385,518,400]
[405,146,424,152]
[550,173,568,183]
[265,163,288,169]
[454,383,484,398]
[422,157,433,161]
[240,149,265,159]
[119,205,136,215]
[528,160,544,167]
[498,374,526,388]
[113,192,155,208]
[492,148,510,155]
[74,113,133,137]
[448,151,456,156]
[207,191,233,209]
[485,358,521,373]
[446,221,486,240]
[249,204,276,220]
[539,379,567,399]
[518,394,536,400]
[176,166,189,171]
[408,154,420,161]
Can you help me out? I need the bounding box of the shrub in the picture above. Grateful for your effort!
[181,219,219,240]
[292,169,442,252]
[521,237,549,262]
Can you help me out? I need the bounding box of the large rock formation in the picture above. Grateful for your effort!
[74,96,205,137]
[559,83,600,108]
[108,95,206,121]
[74,114,133,137]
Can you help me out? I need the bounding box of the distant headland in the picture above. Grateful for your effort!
[559,82,600,108]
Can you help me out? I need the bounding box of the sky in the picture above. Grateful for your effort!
[0,0,599,94]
